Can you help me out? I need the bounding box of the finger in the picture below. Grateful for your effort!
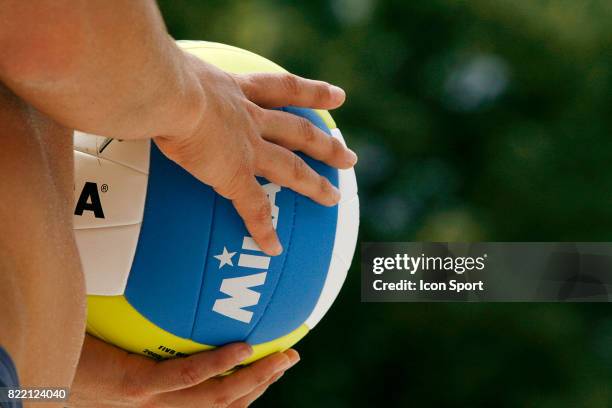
[262,109,357,169]
[216,173,282,256]
[227,372,285,408]
[255,142,340,207]
[237,72,345,110]
[206,351,299,407]
[167,351,299,408]
[137,343,253,395]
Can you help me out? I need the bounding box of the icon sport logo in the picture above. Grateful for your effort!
[72,40,359,364]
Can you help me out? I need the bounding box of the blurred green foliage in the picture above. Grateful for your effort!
[158,0,612,406]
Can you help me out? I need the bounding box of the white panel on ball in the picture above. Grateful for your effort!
[304,128,359,329]
[75,224,142,295]
[74,131,101,155]
[74,151,148,229]
[304,253,349,329]
[331,128,359,262]
[331,129,358,204]
[334,196,360,266]
[74,132,151,175]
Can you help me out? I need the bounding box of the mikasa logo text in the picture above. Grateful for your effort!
[74,181,105,219]
[212,183,281,324]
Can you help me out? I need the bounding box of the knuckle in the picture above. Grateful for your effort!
[212,393,233,408]
[119,365,148,400]
[229,73,243,89]
[318,178,338,206]
[233,73,251,92]
[315,83,332,101]
[280,73,301,97]
[208,351,232,373]
[328,137,344,161]
[249,132,266,151]
[253,370,272,385]
[319,177,334,196]
[244,101,264,124]
[218,160,252,199]
[292,157,309,182]
[178,359,201,387]
[251,197,273,224]
[236,74,263,102]
[122,381,147,400]
[297,118,316,145]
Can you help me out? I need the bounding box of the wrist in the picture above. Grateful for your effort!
[153,45,207,141]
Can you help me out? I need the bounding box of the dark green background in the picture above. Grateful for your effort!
[158,1,612,406]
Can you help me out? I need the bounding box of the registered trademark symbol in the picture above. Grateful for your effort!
[100,184,109,193]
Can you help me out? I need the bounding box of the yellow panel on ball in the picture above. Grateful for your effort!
[87,295,309,363]
[178,41,337,130]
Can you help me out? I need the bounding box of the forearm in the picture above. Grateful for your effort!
[0,0,204,139]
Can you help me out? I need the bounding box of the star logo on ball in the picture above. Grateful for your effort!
[214,246,236,269]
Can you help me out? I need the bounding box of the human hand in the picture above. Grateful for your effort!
[69,335,299,408]
[154,55,357,255]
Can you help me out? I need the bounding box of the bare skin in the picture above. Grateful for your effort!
[0,87,299,406]
[69,335,299,408]
[0,84,85,395]
[0,0,356,256]
[0,1,355,406]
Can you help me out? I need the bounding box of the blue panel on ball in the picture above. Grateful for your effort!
[246,152,338,344]
[279,106,332,136]
[126,107,338,346]
[125,143,215,339]
[190,179,294,344]
[192,107,338,345]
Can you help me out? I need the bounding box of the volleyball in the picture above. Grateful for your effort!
[72,41,359,365]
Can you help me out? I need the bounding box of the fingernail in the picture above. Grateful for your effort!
[278,356,293,371]
[288,353,301,367]
[271,371,285,383]
[332,187,341,203]
[330,85,346,103]
[347,149,358,165]
[270,240,283,256]
[237,344,253,361]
